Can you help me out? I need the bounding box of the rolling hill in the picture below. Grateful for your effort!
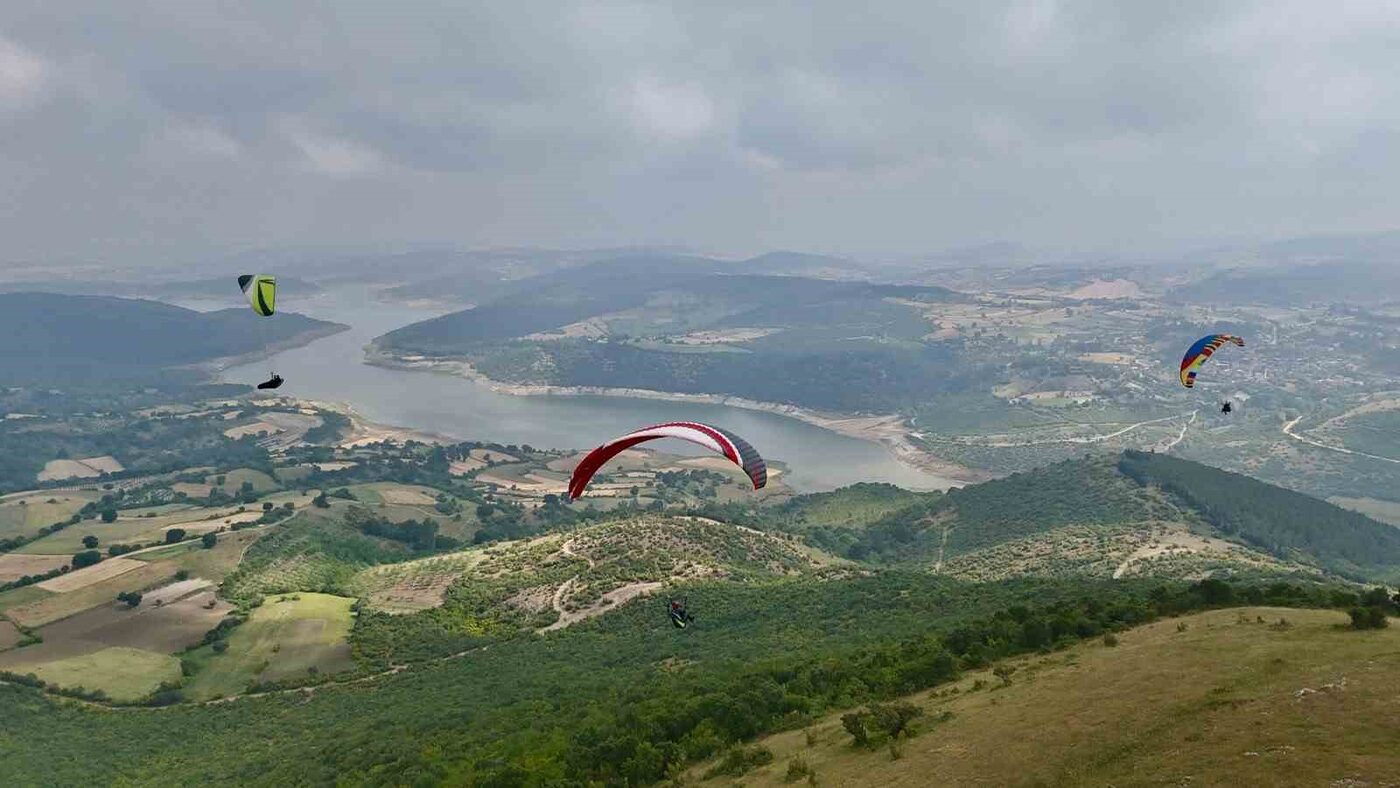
[0,293,344,386]
[774,451,1400,583]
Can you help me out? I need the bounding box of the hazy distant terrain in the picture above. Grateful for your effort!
[0,292,343,387]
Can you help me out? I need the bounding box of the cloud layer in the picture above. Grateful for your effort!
[4,0,1400,262]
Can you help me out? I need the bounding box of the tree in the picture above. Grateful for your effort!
[100,509,118,524]
[201,532,218,549]
[81,535,99,549]
[313,493,330,508]
[869,702,922,740]
[71,550,101,569]
[262,502,274,512]
[993,664,1016,686]
[165,528,186,544]
[116,591,142,608]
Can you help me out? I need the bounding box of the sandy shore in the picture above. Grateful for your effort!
[366,347,988,485]
[261,397,458,448]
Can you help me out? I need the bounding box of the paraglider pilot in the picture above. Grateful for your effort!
[257,373,284,390]
[669,599,694,628]
[1220,401,1232,414]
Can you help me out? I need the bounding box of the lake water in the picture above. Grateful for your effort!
[210,288,955,492]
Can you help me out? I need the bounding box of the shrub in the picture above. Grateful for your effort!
[1103,632,1120,647]
[785,756,815,783]
[703,745,773,779]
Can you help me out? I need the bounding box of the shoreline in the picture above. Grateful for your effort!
[365,346,989,487]
[296,398,460,448]
[200,322,351,375]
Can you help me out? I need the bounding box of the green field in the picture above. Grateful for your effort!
[12,647,180,702]
[183,592,355,700]
[131,528,266,582]
[0,491,101,542]
[693,607,1400,786]
[17,504,257,555]
[209,468,280,494]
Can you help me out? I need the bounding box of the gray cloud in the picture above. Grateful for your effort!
[3,0,1400,263]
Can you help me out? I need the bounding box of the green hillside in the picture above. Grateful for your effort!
[0,293,343,386]
[776,452,1400,582]
[375,255,968,412]
[693,606,1400,786]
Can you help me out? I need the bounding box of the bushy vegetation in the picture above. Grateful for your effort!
[0,575,1346,785]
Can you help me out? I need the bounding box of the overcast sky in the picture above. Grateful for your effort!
[3,0,1400,264]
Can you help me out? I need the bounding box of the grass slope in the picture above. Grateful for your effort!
[15,647,180,703]
[183,592,354,700]
[701,607,1400,787]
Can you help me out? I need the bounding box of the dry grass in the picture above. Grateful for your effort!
[692,607,1400,787]
[0,554,71,584]
[37,456,124,482]
[37,557,147,592]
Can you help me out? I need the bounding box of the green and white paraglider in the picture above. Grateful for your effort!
[237,274,284,390]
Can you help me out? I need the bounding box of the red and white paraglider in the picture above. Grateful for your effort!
[568,422,767,501]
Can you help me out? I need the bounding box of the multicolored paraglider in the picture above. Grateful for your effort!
[568,421,767,501]
[1179,334,1244,389]
[237,274,284,390]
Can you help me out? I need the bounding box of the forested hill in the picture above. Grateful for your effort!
[0,293,343,386]
[376,254,959,353]
[373,254,969,412]
[785,451,1400,582]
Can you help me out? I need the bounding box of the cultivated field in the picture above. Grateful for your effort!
[352,552,487,613]
[11,646,180,702]
[0,491,101,542]
[183,592,355,700]
[693,607,1400,787]
[0,553,70,583]
[18,507,256,554]
[0,585,229,670]
[1,561,177,628]
[36,456,124,482]
[0,620,21,650]
[37,557,146,592]
[132,528,266,582]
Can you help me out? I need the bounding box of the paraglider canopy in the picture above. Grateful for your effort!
[1179,334,1244,388]
[237,274,277,317]
[568,421,766,501]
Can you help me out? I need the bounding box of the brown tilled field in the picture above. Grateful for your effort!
[0,554,71,584]
[0,620,21,651]
[0,587,231,669]
[6,561,176,628]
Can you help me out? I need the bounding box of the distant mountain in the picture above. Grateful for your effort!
[0,276,324,301]
[792,451,1400,582]
[1175,261,1400,306]
[0,293,344,386]
[742,251,864,277]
